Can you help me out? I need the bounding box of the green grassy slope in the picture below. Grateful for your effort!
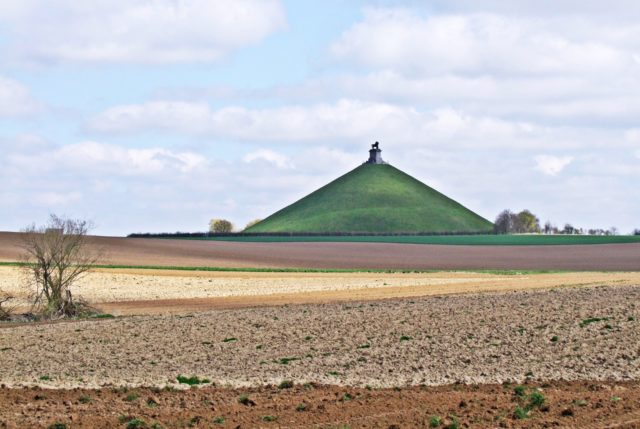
[246,164,493,233]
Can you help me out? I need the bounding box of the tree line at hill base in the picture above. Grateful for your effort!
[494,209,628,236]
[129,212,638,237]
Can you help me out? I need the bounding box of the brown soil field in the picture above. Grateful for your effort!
[2,280,640,427]
[1,231,640,270]
[2,285,638,390]
[1,380,639,428]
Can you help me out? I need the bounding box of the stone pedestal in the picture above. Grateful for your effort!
[367,148,383,164]
[366,142,385,164]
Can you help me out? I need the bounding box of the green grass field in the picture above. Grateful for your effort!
[245,163,493,233]
[206,234,640,245]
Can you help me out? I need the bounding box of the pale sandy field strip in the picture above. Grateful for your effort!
[3,267,640,315]
[0,285,638,390]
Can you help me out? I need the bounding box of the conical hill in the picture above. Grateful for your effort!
[245,163,493,234]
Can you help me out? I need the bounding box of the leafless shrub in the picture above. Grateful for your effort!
[21,215,102,319]
[0,291,15,321]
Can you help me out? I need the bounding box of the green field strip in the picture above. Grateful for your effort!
[194,234,640,246]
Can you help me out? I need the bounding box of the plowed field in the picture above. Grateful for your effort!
[1,231,640,270]
[2,232,640,427]
[2,381,639,429]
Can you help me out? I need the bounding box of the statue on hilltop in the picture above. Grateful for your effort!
[366,141,385,164]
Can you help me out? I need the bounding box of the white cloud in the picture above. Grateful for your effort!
[88,102,213,134]
[243,149,293,169]
[9,141,207,177]
[534,155,573,176]
[0,0,286,64]
[0,75,42,117]
[331,9,637,77]
[89,99,419,141]
[426,1,640,19]
[88,99,538,148]
[329,72,640,122]
[33,191,82,206]
[0,137,375,234]
[626,129,640,143]
[0,134,50,151]
[154,9,640,126]
[291,147,362,174]
[314,7,640,129]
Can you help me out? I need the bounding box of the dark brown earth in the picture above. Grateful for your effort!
[3,285,639,391]
[1,381,639,428]
[1,232,639,271]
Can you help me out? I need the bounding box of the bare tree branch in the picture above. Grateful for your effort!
[20,214,102,319]
[0,291,15,321]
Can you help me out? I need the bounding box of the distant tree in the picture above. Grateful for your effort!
[609,226,619,236]
[209,219,233,233]
[517,210,540,233]
[244,219,262,230]
[494,210,516,234]
[495,209,542,234]
[512,214,524,233]
[21,215,101,319]
[563,223,575,235]
[634,229,640,236]
[543,221,554,234]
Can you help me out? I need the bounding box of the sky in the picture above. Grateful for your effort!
[1,0,639,236]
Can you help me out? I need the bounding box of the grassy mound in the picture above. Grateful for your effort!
[246,164,493,233]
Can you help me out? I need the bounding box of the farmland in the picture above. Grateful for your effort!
[3,266,640,315]
[2,283,640,427]
[1,232,640,271]
[1,232,640,427]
